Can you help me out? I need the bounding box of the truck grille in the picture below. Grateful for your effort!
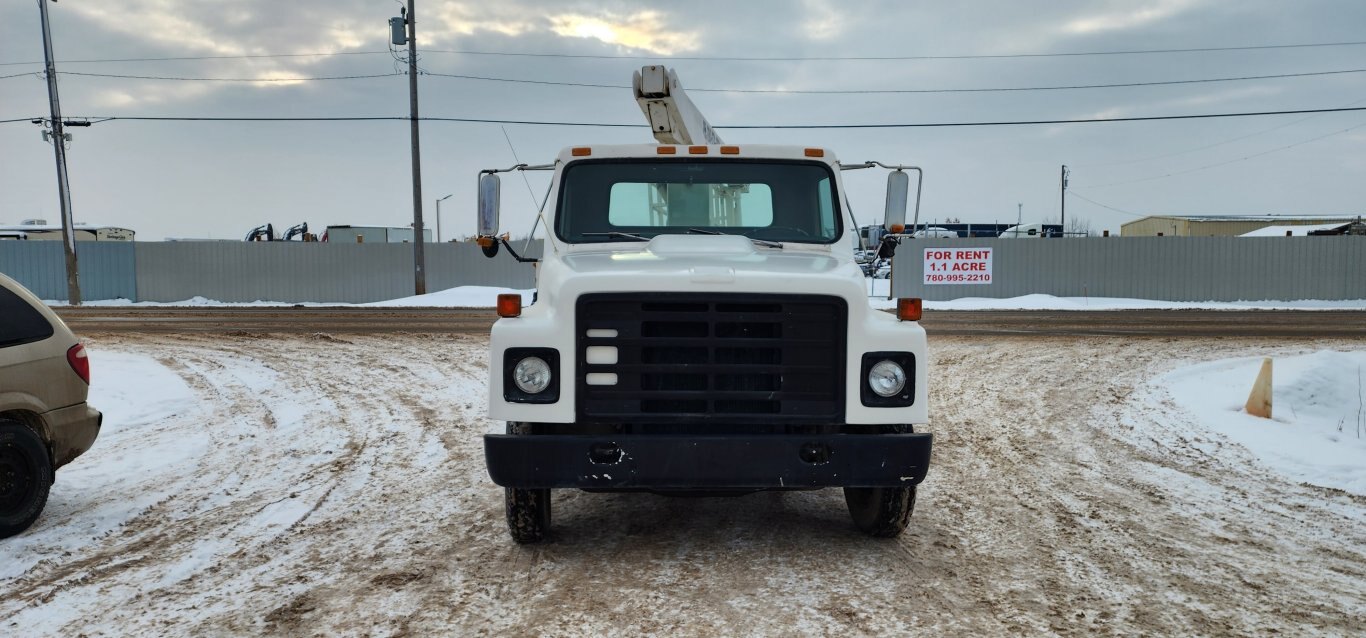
[576,293,846,424]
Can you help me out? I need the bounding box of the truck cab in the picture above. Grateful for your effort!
[476,68,931,543]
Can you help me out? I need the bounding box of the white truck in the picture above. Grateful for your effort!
[476,66,931,542]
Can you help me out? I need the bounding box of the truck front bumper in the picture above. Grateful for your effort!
[484,433,932,489]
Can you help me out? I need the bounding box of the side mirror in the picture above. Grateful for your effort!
[478,173,500,237]
[883,170,909,233]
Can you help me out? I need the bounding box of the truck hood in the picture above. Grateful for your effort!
[537,234,867,305]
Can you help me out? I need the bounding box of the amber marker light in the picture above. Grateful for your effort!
[497,294,523,318]
[804,148,825,157]
[571,147,592,156]
[897,298,923,322]
[657,146,677,154]
[688,145,708,154]
[889,224,906,234]
[720,146,740,154]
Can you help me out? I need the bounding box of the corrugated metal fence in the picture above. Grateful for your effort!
[134,241,541,303]
[892,237,1365,301]
[0,242,137,301]
[3,238,1362,303]
[0,241,540,303]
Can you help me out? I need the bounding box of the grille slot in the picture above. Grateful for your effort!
[577,293,846,424]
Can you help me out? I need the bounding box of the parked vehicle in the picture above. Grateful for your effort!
[912,227,958,238]
[0,220,133,241]
[0,273,101,538]
[474,66,932,543]
[244,222,317,242]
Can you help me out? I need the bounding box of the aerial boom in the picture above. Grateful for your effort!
[633,66,723,145]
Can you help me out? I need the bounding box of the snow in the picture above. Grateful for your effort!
[361,285,531,307]
[43,287,533,308]
[860,278,1366,311]
[1153,350,1366,495]
[1239,223,1347,237]
[0,351,207,580]
[3,335,1364,635]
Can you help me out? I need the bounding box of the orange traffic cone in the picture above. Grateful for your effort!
[1244,358,1273,419]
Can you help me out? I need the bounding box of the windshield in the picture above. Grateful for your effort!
[555,159,841,244]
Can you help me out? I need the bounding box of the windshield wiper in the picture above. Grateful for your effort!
[582,231,650,241]
[687,228,783,249]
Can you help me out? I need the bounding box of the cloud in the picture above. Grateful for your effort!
[547,11,699,54]
[800,0,849,41]
[1063,0,1203,35]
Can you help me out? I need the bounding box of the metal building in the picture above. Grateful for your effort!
[1121,215,1359,237]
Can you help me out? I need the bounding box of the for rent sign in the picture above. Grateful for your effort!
[923,248,993,285]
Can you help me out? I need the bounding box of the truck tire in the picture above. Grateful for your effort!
[0,420,53,539]
[504,422,550,543]
[843,485,916,538]
[844,423,916,538]
[505,487,551,544]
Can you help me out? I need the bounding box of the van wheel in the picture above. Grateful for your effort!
[504,422,550,543]
[844,485,916,538]
[0,421,52,539]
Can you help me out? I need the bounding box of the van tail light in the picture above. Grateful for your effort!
[67,343,90,384]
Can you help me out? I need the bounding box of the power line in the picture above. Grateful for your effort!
[1072,96,1366,168]
[2,105,1362,128]
[422,40,1366,61]
[16,66,1360,93]
[0,71,40,80]
[56,70,404,82]
[5,40,1364,67]
[0,50,390,67]
[718,106,1366,128]
[1066,191,1144,217]
[420,68,1366,94]
[1077,119,1366,188]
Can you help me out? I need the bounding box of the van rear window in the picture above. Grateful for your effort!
[0,287,54,348]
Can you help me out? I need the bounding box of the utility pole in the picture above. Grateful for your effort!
[1059,165,1069,237]
[37,0,80,305]
[403,1,426,294]
[1016,202,1022,237]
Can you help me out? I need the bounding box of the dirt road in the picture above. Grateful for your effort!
[3,333,1364,636]
[52,307,1366,337]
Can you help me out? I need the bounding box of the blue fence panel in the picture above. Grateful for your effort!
[0,241,136,301]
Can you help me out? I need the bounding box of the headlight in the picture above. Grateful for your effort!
[867,360,906,397]
[513,357,552,394]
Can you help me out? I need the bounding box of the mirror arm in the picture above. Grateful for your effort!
[481,163,555,176]
[499,236,539,263]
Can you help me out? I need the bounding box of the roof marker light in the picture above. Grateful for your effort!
[571,147,592,156]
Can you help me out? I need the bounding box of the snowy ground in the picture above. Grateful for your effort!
[45,282,1366,311]
[3,334,1364,636]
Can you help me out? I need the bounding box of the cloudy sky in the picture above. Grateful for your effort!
[2,0,1364,240]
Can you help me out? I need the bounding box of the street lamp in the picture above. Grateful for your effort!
[435,193,452,242]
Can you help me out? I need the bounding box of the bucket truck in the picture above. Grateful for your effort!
[476,66,930,542]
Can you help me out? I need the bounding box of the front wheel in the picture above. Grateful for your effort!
[844,486,916,538]
[505,487,551,543]
[0,421,53,539]
[503,421,550,543]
